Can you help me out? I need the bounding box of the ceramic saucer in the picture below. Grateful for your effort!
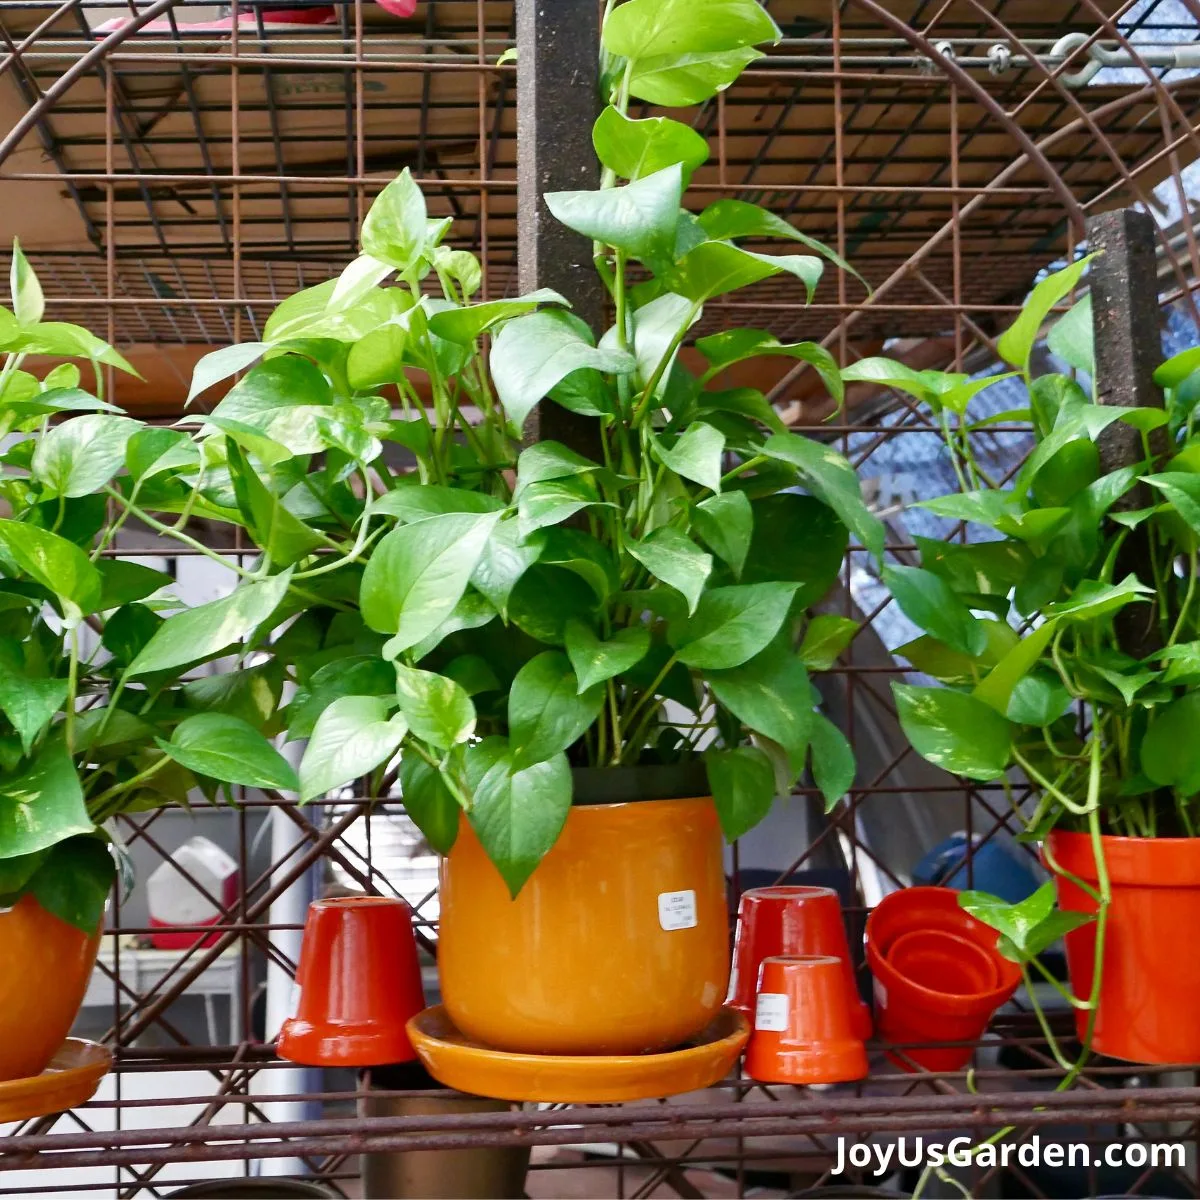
[0,1039,111,1123]
[406,1005,749,1102]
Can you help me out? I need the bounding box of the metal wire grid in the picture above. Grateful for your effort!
[2,0,1200,1196]
[2,0,1200,353]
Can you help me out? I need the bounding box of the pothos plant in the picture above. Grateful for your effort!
[183,0,883,895]
[849,256,1200,1079]
[0,242,300,933]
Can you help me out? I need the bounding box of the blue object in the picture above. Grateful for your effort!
[913,834,1039,903]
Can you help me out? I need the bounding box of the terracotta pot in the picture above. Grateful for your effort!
[278,896,425,1067]
[438,795,729,1055]
[0,895,101,1082]
[864,887,1020,1072]
[744,955,868,1085]
[886,929,999,996]
[1048,830,1200,1064]
[728,885,871,1039]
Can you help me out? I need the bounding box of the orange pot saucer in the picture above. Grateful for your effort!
[0,1039,111,1124]
[407,1005,749,1103]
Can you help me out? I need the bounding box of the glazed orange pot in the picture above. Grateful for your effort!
[0,895,102,1082]
[1048,831,1200,1064]
[438,797,729,1055]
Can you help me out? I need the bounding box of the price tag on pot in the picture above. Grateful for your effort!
[755,992,789,1032]
[657,889,698,931]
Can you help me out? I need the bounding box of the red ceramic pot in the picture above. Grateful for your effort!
[728,886,871,1040]
[886,930,999,996]
[1048,831,1200,1064]
[744,955,868,1085]
[278,897,425,1067]
[864,887,1020,1072]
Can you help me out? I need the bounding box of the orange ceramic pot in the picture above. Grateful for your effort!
[1048,831,1200,1064]
[438,797,729,1055]
[0,895,102,1082]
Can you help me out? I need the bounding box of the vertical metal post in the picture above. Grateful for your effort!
[515,0,606,450]
[1087,207,1165,660]
[1088,209,1164,464]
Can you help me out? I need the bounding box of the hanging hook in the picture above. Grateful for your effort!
[1051,32,1105,88]
[1051,31,1200,89]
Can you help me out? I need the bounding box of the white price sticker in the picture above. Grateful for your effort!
[657,889,698,931]
[755,992,789,1032]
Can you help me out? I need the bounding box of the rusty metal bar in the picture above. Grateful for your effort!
[7,1093,1200,1172]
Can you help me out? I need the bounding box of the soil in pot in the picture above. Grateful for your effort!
[0,894,102,1081]
[438,783,729,1056]
[1048,830,1200,1064]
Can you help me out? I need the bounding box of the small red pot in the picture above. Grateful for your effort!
[728,886,871,1040]
[1048,831,1200,1064]
[278,897,425,1067]
[864,887,1021,1072]
[744,955,868,1085]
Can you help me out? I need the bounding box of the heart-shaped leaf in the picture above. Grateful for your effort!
[298,695,408,802]
[508,652,604,770]
[469,750,572,896]
[157,714,299,792]
[128,571,293,677]
[394,665,476,750]
[564,621,651,693]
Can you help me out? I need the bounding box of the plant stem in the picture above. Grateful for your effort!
[913,744,1111,1200]
[1169,548,1197,646]
[1012,746,1091,815]
[93,480,142,559]
[88,754,172,821]
[65,625,79,755]
[939,409,972,493]
[632,305,701,425]
[104,487,259,580]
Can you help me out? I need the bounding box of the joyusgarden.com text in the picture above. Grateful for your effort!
[834,1134,1184,1176]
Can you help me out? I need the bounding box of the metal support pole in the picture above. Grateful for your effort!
[1087,207,1165,659]
[515,0,605,453]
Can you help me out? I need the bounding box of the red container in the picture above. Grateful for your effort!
[744,955,868,1085]
[1048,831,1200,1064]
[728,886,871,1040]
[278,897,425,1067]
[147,837,238,950]
[886,929,999,996]
[864,887,1021,1073]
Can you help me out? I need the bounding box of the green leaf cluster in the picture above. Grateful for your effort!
[0,244,297,926]
[864,259,1200,843]
[160,0,875,893]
